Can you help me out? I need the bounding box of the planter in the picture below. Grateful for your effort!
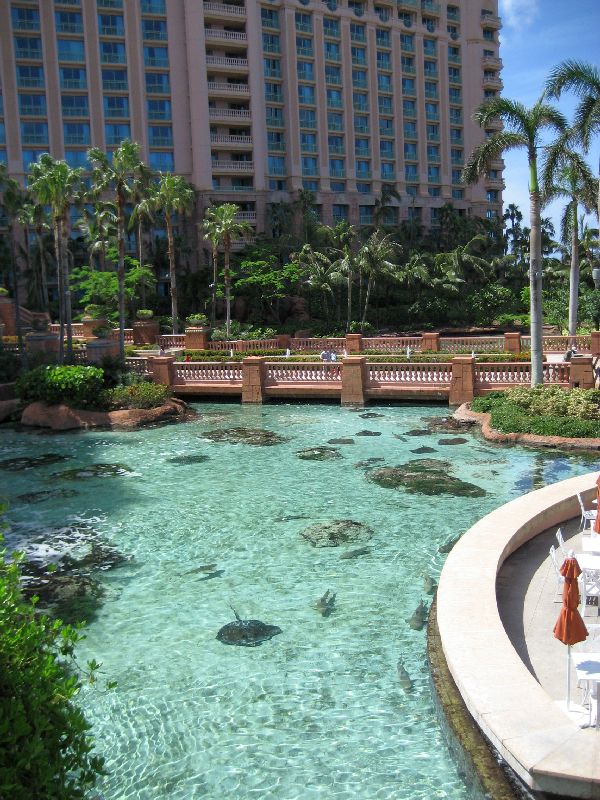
[25,331,60,357]
[86,338,119,364]
[185,326,211,350]
[133,319,160,346]
[82,317,108,340]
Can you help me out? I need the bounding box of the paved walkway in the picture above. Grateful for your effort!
[498,517,600,708]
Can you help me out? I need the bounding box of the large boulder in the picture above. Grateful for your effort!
[367,458,485,497]
[300,519,374,547]
[21,400,192,431]
[0,398,19,423]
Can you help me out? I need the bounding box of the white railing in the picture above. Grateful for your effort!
[368,363,451,385]
[204,28,247,41]
[235,211,256,221]
[475,362,570,386]
[125,357,150,375]
[109,328,134,344]
[207,81,249,94]
[204,339,279,352]
[174,361,242,383]
[210,134,253,146]
[521,335,591,353]
[49,323,85,337]
[157,334,186,348]
[211,160,254,171]
[205,56,248,68]
[208,108,250,119]
[290,337,346,353]
[203,2,246,15]
[266,362,342,382]
[363,336,422,353]
[441,336,504,353]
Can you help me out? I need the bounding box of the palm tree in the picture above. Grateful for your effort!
[328,221,356,332]
[0,168,28,361]
[200,213,221,328]
[129,163,155,307]
[28,154,84,363]
[356,231,399,330]
[463,95,567,385]
[76,202,117,271]
[18,200,51,312]
[502,203,524,256]
[546,61,600,224]
[293,244,339,318]
[542,143,597,334]
[201,203,252,337]
[145,173,195,334]
[88,140,144,359]
[373,185,401,227]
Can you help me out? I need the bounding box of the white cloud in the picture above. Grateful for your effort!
[499,0,540,29]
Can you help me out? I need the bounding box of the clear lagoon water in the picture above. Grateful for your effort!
[2,402,599,800]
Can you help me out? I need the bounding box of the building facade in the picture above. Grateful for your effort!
[0,0,503,233]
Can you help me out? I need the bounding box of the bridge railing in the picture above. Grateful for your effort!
[368,362,452,385]
[289,338,346,353]
[266,362,342,383]
[174,361,243,384]
[521,335,591,353]
[363,337,422,352]
[440,336,504,353]
[475,361,571,388]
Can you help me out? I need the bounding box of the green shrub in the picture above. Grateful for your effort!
[106,382,171,409]
[185,313,209,327]
[136,309,154,320]
[0,287,9,297]
[470,392,507,413]
[16,365,105,408]
[0,532,105,799]
[0,350,20,383]
[490,402,600,438]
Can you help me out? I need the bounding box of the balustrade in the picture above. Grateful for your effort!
[368,363,451,384]
[363,337,422,353]
[441,336,504,353]
[174,362,242,383]
[157,334,185,348]
[266,363,341,382]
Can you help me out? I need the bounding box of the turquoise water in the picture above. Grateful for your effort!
[2,402,599,800]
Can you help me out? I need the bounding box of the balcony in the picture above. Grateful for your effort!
[22,133,48,145]
[448,53,461,64]
[205,55,248,71]
[424,88,438,99]
[486,118,503,131]
[212,185,254,192]
[203,2,246,18]
[356,171,372,180]
[208,107,250,120]
[481,12,502,29]
[421,0,440,15]
[99,25,124,36]
[12,19,41,31]
[104,79,128,90]
[489,158,504,170]
[485,176,505,190]
[330,168,345,178]
[61,78,87,89]
[15,48,42,60]
[450,136,463,146]
[447,7,459,20]
[17,75,44,88]
[402,64,416,75]
[427,132,440,142]
[397,0,417,7]
[326,74,342,86]
[236,211,256,221]
[205,28,247,44]
[207,81,249,95]
[483,75,503,90]
[401,41,415,53]
[210,133,253,148]
[64,133,89,145]
[55,21,83,33]
[141,0,166,12]
[329,145,345,155]
[212,160,254,172]
[482,55,502,70]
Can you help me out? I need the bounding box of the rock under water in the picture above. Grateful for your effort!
[167,454,210,465]
[16,488,79,504]
[327,438,355,445]
[201,427,287,446]
[355,430,382,437]
[354,457,386,469]
[216,612,282,647]
[0,453,70,471]
[296,446,342,461]
[301,519,374,547]
[437,437,468,446]
[54,463,135,480]
[367,458,486,497]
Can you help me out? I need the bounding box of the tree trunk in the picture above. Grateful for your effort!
[54,218,65,364]
[568,199,579,337]
[167,218,179,334]
[37,227,49,313]
[346,256,352,332]
[528,162,544,385]
[224,235,231,338]
[361,276,372,331]
[9,222,26,367]
[211,245,218,328]
[62,216,73,363]
[138,218,146,308]
[117,192,126,361]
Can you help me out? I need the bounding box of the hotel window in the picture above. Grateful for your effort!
[295,36,311,57]
[375,29,390,48]
[357,184,371,195]
[486,209,498,219]
[351,46,366,66]
[353,69,367,88]
[64,150,88,168]
[424,60,437,77]
[328,89,343,108]
[261,8,279,28]
[486,189,499,202]
[327,112,343,131]
[100,41,127,63]
[423,38,436,55]
[269,179,285,190]
[328,135,344,154]
[12,7,40,31]
[355,138,369,156]
[405,185,417,198]
[298,84,315,105]
[295,12,312,32]
[332,204,348,221]
[268,155,286,175]
[22,149,45,170]
[268,131,285,150]
[19,93,47,116]
[431,208,441,224]
[323,17,339,37]
[62,94,89,117]
[355,114,369,133]
[401,55,414,72]
[330,180,345,191]
[428,165,440,182]
[449,88,462,104]
[377,52,391,71]
[403,120,416,138]
[98,14,124,36]
[449,66,461,82]
[359,205,373,223]
[149,151,174,170]
[402,77,415,94]
[141,0,166,12]
[16,65,44,88]
[266,106,284,126]
[380,118,393,136]
[58,40,86,64]
[297,61,314,81]
[403,99,416,116]
[300,132,317,152]
[353,92,367,112]
[425,102,438,119]
[147,98,170,120]
[405,164,418,181]
[452,188,464,200]
[104,95,129,117]
[21,121,48,145]
[266,82,283,102]
[425,81,437,99]
[427,144,440,161]
[103,68,128,90]
[145,72,169,94]
[401,33,414,51]
[381,162,394,179]
[148,125,172,146]
[325,41,341,61]
[380,140,393,158]
[448,45,460,62]
[63,121,90,145]
[427,123,439,140]
[326,65,341,85]
[350,23,365,42]
[329,158,345,177]
[55,11,83,34]
[451,147,463,163]
[452,169,462,183]
[263,58,281,78]
[301,156,318,176]
[143,46,168,68]
[142,19,167,40]
[404,142,417,160]
[14,36,42,59]
[378,96,392,114]
[483,29,494,41]
[378,74,392,92]
[298,108,315,128]
[0,150,6,166]
[449,108,462,123]
[60,67,87,89]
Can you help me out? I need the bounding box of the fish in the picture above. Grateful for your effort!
[423,573,438,595]
[407,600,428,631]
[314,589,336,617]
[182,564,218,575]
[339,547,371,560]
[397,659,413,691]
[216,608,282,647]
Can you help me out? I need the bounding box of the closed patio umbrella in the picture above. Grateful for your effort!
[593,474,600,534]
[553,552,588,709]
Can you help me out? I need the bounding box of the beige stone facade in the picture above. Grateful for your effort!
[0,0,503,232]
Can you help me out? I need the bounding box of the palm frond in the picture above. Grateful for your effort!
[462,132,525,184]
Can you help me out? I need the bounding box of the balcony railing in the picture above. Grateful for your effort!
[141,0,166,12]
[61,79,87,89]
[208,107,250,119]
[56,22,83,33]
[212,185,254,192]
[483,76,504,89]
[207,81,249,94]
[421,0,440,14]
[328,145,345,154]
[104,80,128,90]
[212,160,253,171]
[145,81,169,93]
[210,134,253,146]
[17,76,45,88]
[15,48,42,59]
[205,28,247,42]
[235,211,256,221]
[21,133,48,145]
[144,56,169,67]
[203,2,246,16]
[398,0,417,7]
[99,25,124,36]
[12,19,41,31]
[481,12,502,29]
[205,55,248,69]
[482,55,503,69]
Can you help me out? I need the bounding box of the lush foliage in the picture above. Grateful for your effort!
[105,381,170,409]
[0,350,20,382]
[471,386,600,437]
[0,530,105,799]
[70,259,156,322]
[16,365,105,408]
[186,313,209,327]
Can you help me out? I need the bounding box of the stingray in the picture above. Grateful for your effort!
[216,608,282,647]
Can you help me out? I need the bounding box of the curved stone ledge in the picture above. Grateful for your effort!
[437,473,600,798]
[455,403,600,451]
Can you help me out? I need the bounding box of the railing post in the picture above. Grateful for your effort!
[503,332,521,354]
[151,355,176,387]
[341,356,367,405]
[569,355,595,390]
[185,327,210,351]
[277,333,291,350]
[345,333,363,353]
[591,331,600,357]
[242,356,267,403]
[449,356,476,404]
[133,320,160,346]
[421,332,440,351]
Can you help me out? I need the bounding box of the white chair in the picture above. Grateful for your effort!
[549,545,565,596]
[577,493,597,532]
[556,527,568,556]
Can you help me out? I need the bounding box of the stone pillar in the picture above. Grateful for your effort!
[151,355,176,387]
[277,333,292,350]
[81,317,107,340]
[503,332,522,354]
[341,356,368,406]
[449,357,476,405]
[345,333,363,353]
[0,297,15,336]
[421,332,440,352]
[86,339,120,364]
[26,332,60,359]
[242,356,267,404]
[591,331,600,357]
[134,320,160,346]
[569,356,595,390]
[185,327,209,351]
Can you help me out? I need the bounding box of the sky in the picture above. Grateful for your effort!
[496,0,600,236]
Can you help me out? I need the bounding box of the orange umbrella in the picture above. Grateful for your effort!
[554,554,588,708]
[593,475,600,534]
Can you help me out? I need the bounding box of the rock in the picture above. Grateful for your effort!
[314,589,336,617]
[301,519,373,547]
[167,454,210,465]
[339,547,371,560]
[355,430,382,437]
[54,463,134,480]
[424,416,475,433]
[404,429,431,437]
[438,535,461,554]
[354,458,386,469]
[367,459,486,497]
[397,659,413,691]
[437,437,468,446]
[0,453,70,471]
[423,573,438,595]
[410,446,436,455]
[393,435,407,441]
[201,427,287,446]
[0,398,19,423]
[21,400,193,431]
[216,610,282,647]
[296,446,342,461]
[327,438,355,445]
[16,488,79,504]
[359,412,385,419]
[407,600,428,631]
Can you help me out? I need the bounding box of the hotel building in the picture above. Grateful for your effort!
[0,0,503,234]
